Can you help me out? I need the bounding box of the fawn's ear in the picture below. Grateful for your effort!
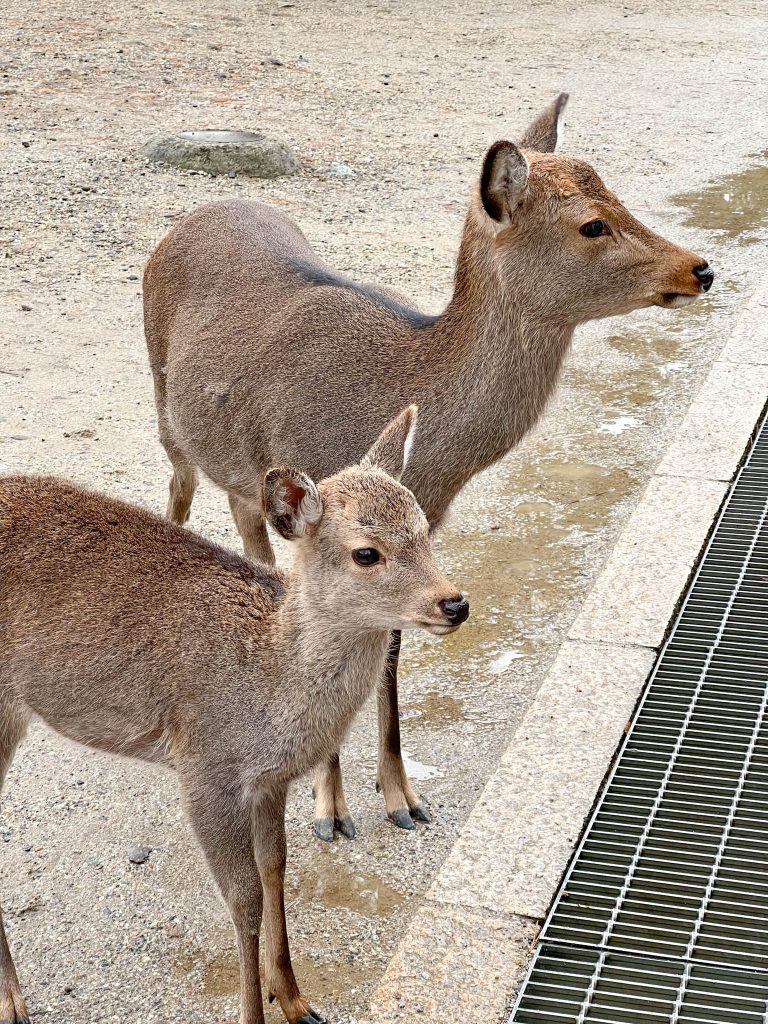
[519,91,569,153]
[480,141,530,223]
[263,467,323,540]
[361,405,418,481]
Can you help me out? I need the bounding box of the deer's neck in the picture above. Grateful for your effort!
[407,214,575,524]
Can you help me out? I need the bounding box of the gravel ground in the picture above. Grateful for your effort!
[1,2,767,1022]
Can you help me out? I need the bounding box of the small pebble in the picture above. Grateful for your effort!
[127,846,153,865]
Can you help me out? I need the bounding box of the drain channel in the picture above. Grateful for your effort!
[510,412,768,1023]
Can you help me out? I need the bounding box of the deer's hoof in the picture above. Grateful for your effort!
[297,1012,326,1024]
[313,817,335,843]
[409,801,431,823]
[388,807,416,831]
[335,814,356,840]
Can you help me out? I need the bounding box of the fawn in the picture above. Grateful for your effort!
[0,407,467,1024]
[143,91,713,840]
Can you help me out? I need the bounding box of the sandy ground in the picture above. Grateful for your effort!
[1,1,768,1022]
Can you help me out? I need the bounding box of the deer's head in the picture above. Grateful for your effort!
[472,93,713,324]
[263,407,468,636]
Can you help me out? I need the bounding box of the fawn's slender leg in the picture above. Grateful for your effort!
[253,785,323,1024]
[376,632,430,830]
[179,770,266,1024]
[312,753,355,842]
[228,495,275,565]
[0,701,31,1024]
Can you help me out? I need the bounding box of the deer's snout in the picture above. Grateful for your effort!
[439,595,470,626]
[693,262,715,293]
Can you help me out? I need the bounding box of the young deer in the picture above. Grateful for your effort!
[144,92,714,840]
[0,408,467,1024]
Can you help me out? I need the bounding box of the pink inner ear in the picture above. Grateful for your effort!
[282,477,306,514]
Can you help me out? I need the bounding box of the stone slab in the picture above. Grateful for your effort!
[656,361,768,481]
[569,476,726,648]
[366,903,536,1024]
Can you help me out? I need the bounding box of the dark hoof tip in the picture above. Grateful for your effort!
[268,991,276,1004]
[313,817,335,843]
[335,815,357,840]
[298,1013,326,1024]
[410,802,432,823]
[389,808,416,831]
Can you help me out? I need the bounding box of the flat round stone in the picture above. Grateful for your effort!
[143,130,300,178]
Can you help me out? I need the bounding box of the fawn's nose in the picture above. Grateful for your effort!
[439,596,470,626]
[693,263,714,292]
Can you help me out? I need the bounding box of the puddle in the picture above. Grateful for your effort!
[174,862,403,1007]
[671,149,768,243]
[597,414,642,436]
[289,857,406,917]
[400,691,465,726]
[489,648,526,674]
[401,749,440,781]
[176,935,370,1010]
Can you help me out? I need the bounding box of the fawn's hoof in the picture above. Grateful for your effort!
[297,1012,326,1024]
[388,807,417,831]
[409,801,431,823]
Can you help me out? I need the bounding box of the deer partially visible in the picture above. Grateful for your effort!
[0,408,467,1024]
[143,92,714,840]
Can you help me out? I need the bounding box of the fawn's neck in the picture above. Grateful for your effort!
[273,586,391,765]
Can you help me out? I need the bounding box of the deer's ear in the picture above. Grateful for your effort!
[519,92,569,153]
[480,141,530,223]
[263,467,323,540]
[361,405,417,482]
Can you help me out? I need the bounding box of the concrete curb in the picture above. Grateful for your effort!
[365,276,768,1024]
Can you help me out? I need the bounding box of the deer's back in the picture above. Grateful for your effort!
[0,475,286,756]
[144,200,451,503]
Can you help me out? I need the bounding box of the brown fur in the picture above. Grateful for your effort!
[0,408,466,1024]
[143,93,711,835]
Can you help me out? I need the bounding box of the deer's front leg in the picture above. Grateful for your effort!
[312,753,356,842]
[253,784,325,1024]
[179,770,266,1024]
[377,631,431,830]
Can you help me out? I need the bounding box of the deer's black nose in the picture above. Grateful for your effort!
[439,596,470,625]
[693,263,714,292]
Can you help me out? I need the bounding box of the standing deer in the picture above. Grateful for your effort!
[0,407,468,1024]
[143,92,714,840]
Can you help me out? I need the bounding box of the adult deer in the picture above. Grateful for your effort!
[0,408,467,1024]
[144,92,713,840]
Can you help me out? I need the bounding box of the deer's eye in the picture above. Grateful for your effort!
[353,548,381,567]
[580,218,611,238]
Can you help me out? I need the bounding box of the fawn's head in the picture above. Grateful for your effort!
[470,92,713,323]
[263,407,468,635]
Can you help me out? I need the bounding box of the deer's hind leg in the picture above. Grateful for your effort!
[162,441,199,526]
[228,495,275,565]
[0,699,31,1024]
[151,368,199,525]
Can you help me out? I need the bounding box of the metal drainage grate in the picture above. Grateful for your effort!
[511,411,768,1023]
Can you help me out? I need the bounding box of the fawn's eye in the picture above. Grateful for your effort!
[353,548,381,567]
[580,218,611,238]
